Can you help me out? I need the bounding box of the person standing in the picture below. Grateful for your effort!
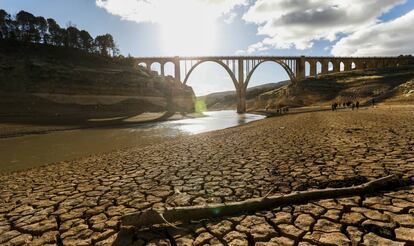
[356,101,360,109]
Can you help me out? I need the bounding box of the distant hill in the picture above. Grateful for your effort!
[199,81,290,110]
[0,41,195,119]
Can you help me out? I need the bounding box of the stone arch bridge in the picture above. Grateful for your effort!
[135,56,410,113]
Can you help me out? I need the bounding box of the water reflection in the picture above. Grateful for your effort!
[0,110,265,172]
[160,110,263,135]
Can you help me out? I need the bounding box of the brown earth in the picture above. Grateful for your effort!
[1,105,414,245]
[0,42,196,121]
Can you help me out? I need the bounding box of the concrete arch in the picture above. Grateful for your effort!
[244,59,296,89]
[351,62,356,70]
[340,61,345,71]
[182,60,238,89]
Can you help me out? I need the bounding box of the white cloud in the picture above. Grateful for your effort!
[242,0,406,52]
[95,0,247,24]
[332,9,414,56]
[96,0,247,55]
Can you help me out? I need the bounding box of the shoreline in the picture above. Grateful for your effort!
[0,111,205,139]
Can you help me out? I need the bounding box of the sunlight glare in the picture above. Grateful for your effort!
[158,1,217,55]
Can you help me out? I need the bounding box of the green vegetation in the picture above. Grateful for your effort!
[194,97,207,113]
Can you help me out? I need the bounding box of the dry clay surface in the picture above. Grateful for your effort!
[1,106,414,245]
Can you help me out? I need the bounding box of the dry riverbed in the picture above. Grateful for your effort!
[1,106,414,245]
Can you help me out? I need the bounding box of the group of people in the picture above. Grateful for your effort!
[331,101,360,111]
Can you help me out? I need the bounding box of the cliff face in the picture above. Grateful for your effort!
[0,42,195,119]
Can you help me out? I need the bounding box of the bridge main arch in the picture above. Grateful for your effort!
[182,59,245,113]
[182,60,238,89]
[244,59,296,90]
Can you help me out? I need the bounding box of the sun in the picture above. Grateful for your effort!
[158,3,217,56]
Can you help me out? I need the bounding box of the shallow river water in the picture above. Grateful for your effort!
[0,110,265,172]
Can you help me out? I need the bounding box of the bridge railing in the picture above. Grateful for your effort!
[134,55,403,60]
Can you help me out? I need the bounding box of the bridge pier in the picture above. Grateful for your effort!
[321,61,329,74]
[174,57,181,81]
[160,63,165,76]
[333,61,340,72]
[344,62,352,71]
[237,59,247,114]
[310,61,317,77]
[296,56,306,80]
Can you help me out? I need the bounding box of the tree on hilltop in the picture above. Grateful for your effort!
[16,10,38,42]
[35,16,48,43]
[65,26,81,48]
[0,9,120,57]
[95,34,117,57]
[0,9,14,39]
[79,30,94,53]
[47,18,64,46]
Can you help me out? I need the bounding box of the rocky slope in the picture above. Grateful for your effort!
[255,65,414,110]
[0,41,195,119]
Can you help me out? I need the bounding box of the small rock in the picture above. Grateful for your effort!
[395,227,414,243]
[362,232,405,246]
[313,219,341,233]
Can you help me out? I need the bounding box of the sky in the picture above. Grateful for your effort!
[1,0,414,96]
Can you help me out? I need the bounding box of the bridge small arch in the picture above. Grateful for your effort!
[244,59,295,89]
[316,61,322,75]
[340,62,345,71]
[328,61,334,72]
[351,62,356,70]
[163,61,175,77]
[305,61,311,77]
[138,62,147,68]
[150,62,162,75]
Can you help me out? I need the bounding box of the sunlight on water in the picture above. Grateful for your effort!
[0,111,265,172]
[160,110,265,134]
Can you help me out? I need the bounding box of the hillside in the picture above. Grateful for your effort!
[0,41,195,119]
[253,65,414,110]
[199,81,290,110]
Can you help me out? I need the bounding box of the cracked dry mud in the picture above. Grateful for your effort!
[1,106,414,245]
